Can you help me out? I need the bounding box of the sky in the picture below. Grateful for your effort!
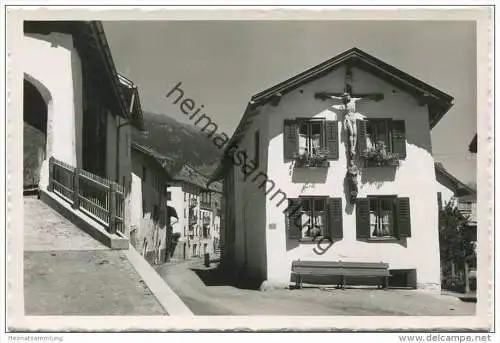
[103,20,477,186]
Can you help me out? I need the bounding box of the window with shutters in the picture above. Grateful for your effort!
[286,197,343,241]
[358,119,406,167]
[299,197,327,240]
[356,196,411,240]
[283,119,339,167]
[369,196,396,238]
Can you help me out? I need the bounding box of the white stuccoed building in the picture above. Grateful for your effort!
[211,47,455,292]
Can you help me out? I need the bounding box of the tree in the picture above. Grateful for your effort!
[439,198,476,293]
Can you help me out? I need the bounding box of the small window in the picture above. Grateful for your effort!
[369,197,396,238]
[359,119,406,160]
[299,197,327,240]
[142,166,147,182]
[366,119,391,152]
[298,119,325,156]
[167,191,172,201]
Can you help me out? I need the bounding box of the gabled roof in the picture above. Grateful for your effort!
[132,142,176,179]
[118,74,145,131]
[435,162,476,198]
[469,134,477,153]
[24,21,144,130]
[211,47,454,181]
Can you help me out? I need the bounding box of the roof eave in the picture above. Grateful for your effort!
[435,163,476,197]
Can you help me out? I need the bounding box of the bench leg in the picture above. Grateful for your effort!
[295,275,302,289]
[384,276,389,290]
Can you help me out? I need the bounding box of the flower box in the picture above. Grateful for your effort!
[361,141,401,167]
[293,149,330,168]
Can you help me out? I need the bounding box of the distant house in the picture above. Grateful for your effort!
[168,165,222,260]
[435,162,477,230]
[211,47,454,291]
[130,142,175,264]
[23,21,143,242]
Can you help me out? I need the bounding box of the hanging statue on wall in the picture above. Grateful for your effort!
[315,85,383,156]
[347,159,359,204]
[319,92,367,156]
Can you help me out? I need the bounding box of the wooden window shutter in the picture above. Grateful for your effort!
[283,120,298,160]
[391,120,407,159]
[325,121,339,160]
[356,198,371,238]
[357,119,368,154]
[396,197,412,238]
[327,197,343,238]
[286,198,302,240]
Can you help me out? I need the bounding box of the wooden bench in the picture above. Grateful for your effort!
[291,260,390,290]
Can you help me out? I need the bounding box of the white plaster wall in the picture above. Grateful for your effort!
[167,185,185,236]
[130,171,143,232]
[130,150,168,261]
[22,33,83,189]
[259,66,441,290]
[231,100,270,280]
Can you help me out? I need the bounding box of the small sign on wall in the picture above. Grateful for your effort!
[269,223,276,230]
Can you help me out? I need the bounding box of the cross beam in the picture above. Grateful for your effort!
[314,92,384,102]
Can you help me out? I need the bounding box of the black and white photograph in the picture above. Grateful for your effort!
[4,5,494,338]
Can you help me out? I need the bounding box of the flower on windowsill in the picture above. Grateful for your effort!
[293,149,329,168]
[360,141,400,167]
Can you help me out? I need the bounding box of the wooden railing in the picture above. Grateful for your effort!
[48,156,125,234]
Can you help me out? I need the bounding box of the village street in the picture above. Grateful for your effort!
[155,259,476,316]
[24,196,168,316]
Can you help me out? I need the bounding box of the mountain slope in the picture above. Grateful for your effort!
[132,111,223,176]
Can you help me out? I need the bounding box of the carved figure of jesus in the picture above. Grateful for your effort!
[327,92,366,155]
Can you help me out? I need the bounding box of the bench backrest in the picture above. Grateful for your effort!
[292,260,389,271]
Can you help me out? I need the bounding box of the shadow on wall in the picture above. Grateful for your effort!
[286,236,300,251]
[360,165,397,188]
[291,167,328,184]
[357,237,408,248]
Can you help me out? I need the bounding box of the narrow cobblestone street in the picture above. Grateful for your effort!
[24,196,168,315]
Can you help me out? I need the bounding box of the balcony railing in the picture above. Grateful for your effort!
[48,156,125,234]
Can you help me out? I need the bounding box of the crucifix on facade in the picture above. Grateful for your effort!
[314,65,384,157]
[314,65,384,204]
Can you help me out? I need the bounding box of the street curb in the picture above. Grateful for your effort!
[124,243,194,316]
